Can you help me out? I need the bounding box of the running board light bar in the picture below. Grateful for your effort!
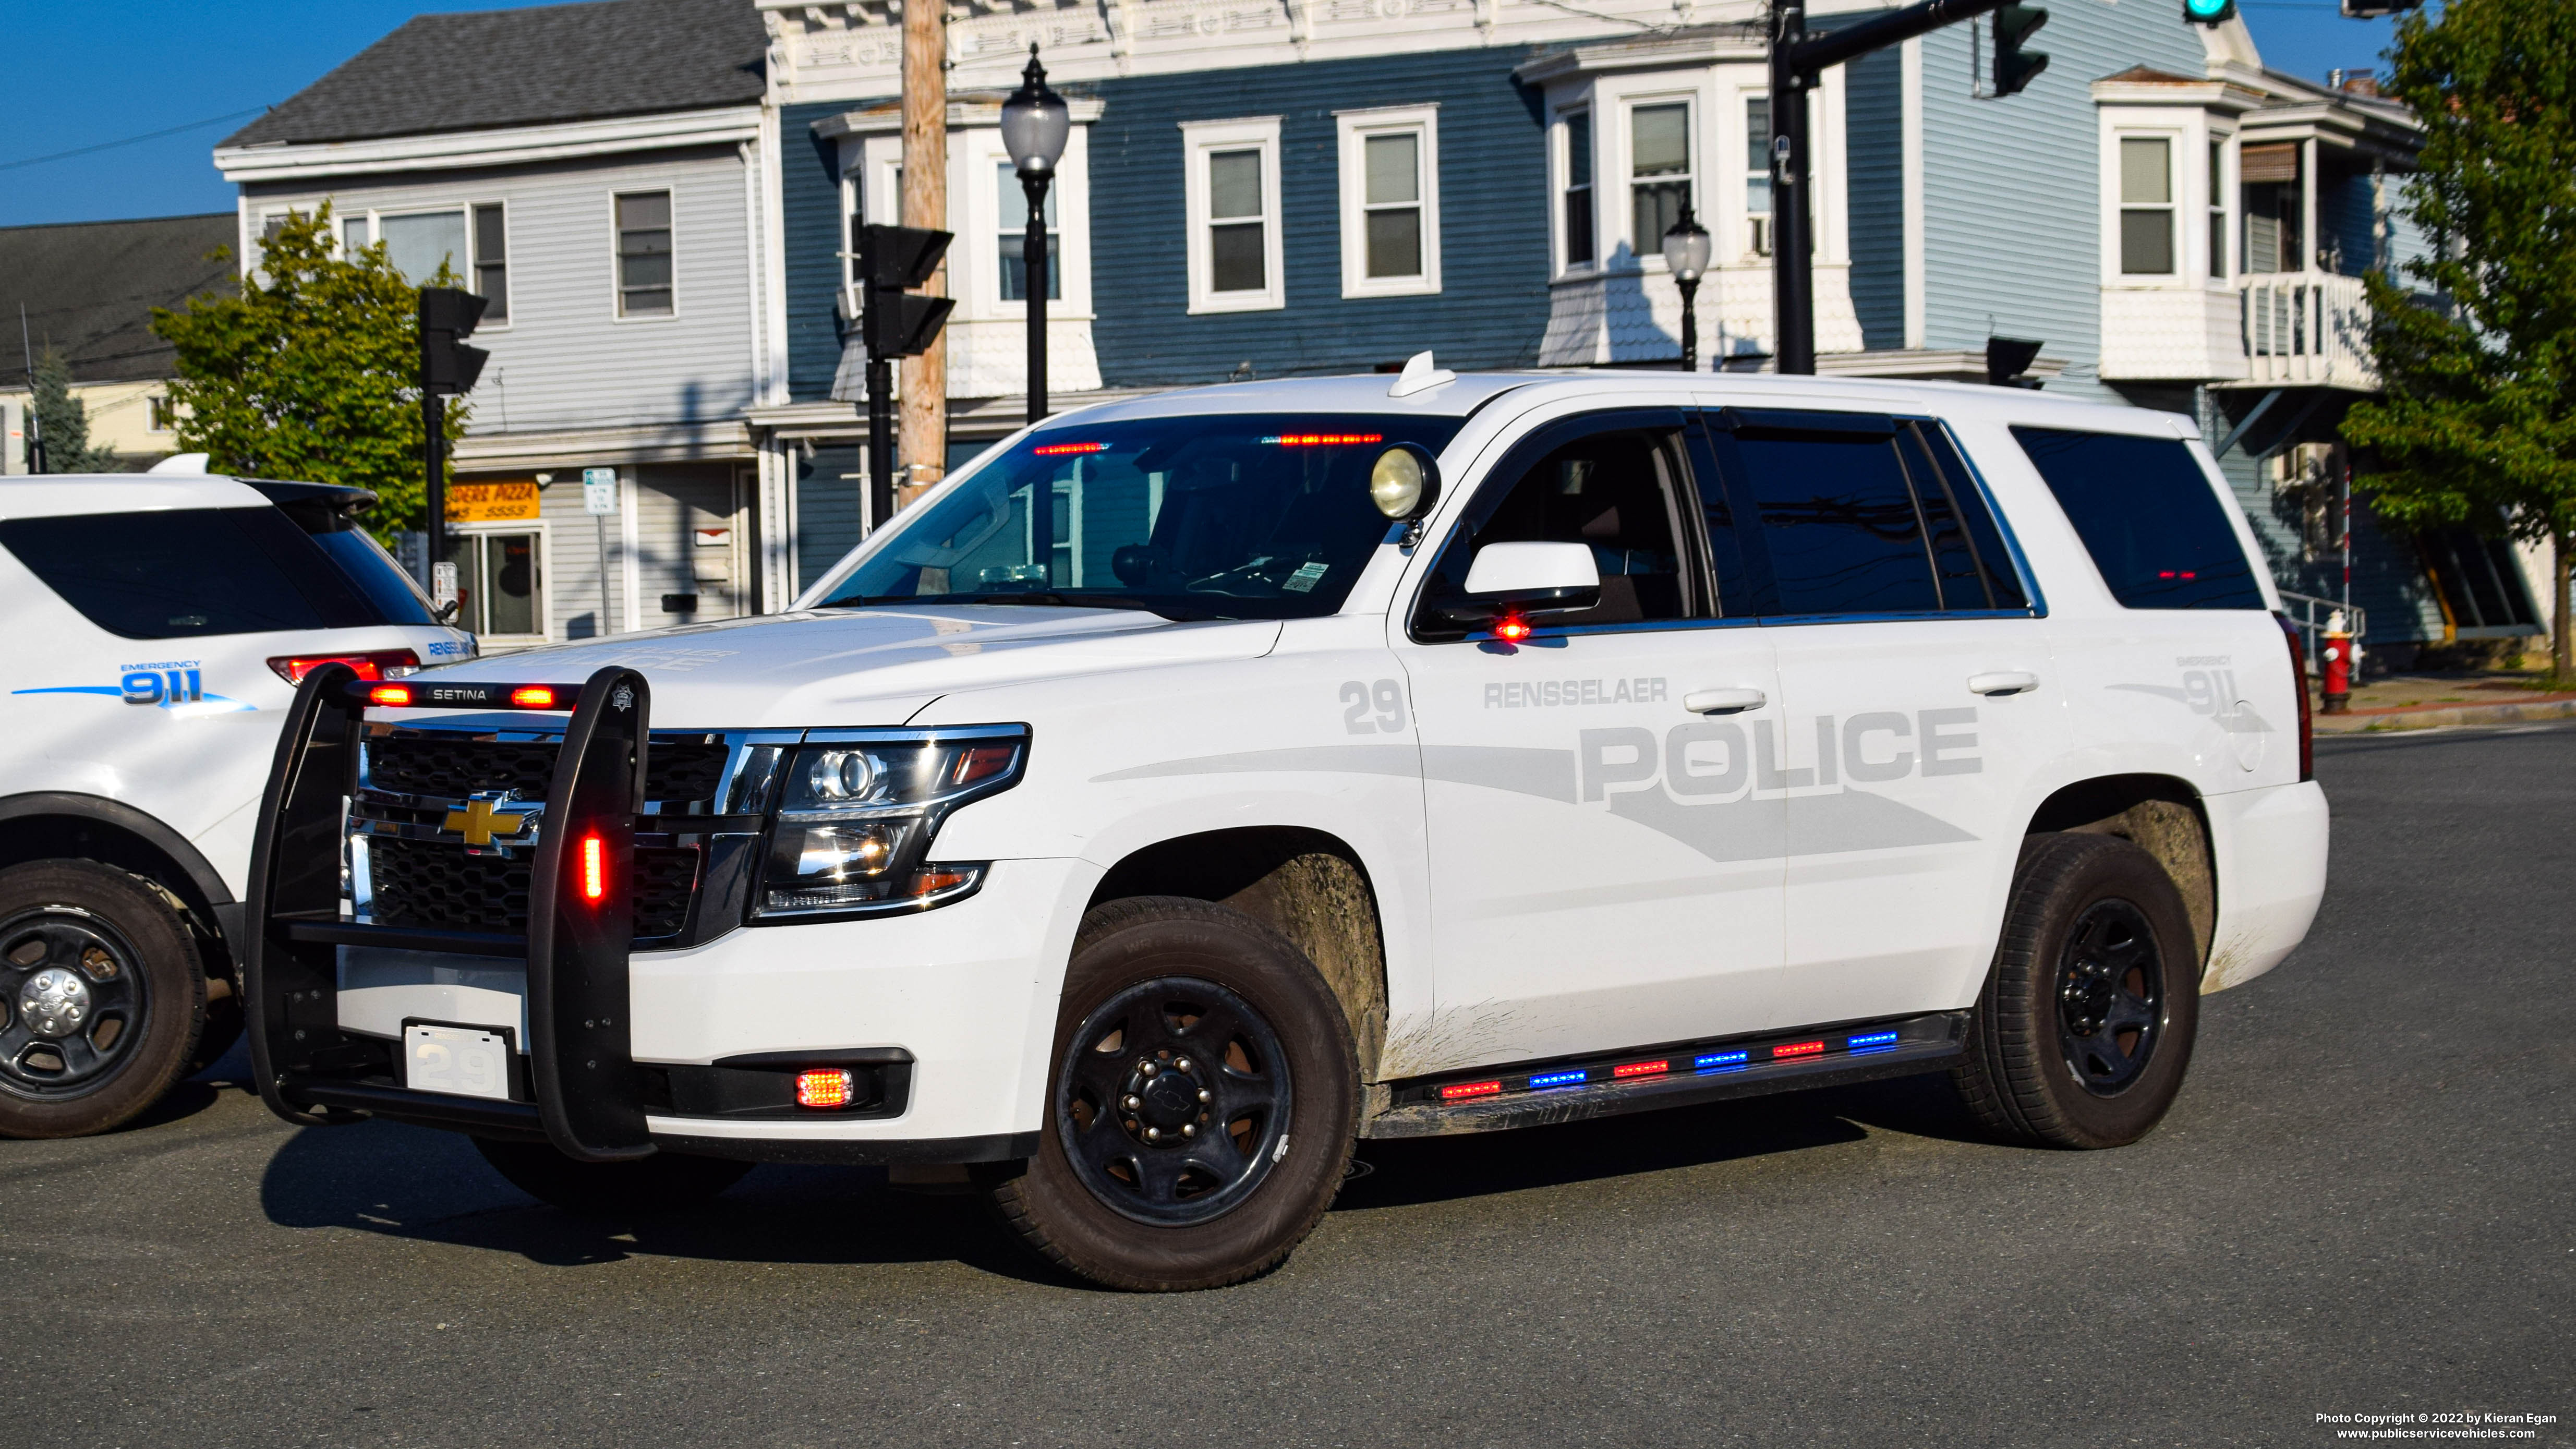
[1398,1020,1949,1109]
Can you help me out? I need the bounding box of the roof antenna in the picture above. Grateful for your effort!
[1387,349,1455,399]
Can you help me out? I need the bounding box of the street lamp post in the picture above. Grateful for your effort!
[1000,46,1071,428]
[1662,203,1713,371]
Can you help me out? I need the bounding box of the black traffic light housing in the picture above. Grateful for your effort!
[1992,5,2049,96]
[418,287,489,396]
[2338,0,2419,16]
[2184,0,2237,25]
[1986,336,2045,390]
[858,224,954,360]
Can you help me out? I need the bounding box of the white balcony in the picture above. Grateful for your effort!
[2239,273,2378,391]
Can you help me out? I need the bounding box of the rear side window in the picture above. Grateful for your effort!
[0,507,396,639]
[1702,409,2028,617]
[2013,428,2265,609]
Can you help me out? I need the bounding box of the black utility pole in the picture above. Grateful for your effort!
[418,288,490,577]
[1770,0,2037,373]
[856,224,955,531]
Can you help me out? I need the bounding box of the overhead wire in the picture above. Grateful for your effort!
[0,106,271,174]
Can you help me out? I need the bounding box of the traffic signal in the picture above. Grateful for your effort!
[2184,0,2236,25]
[1993,5,2049,98]
[418,287,489,395]
[856,224,954,360]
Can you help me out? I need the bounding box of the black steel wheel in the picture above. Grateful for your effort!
[2055,899,2165,1095]
[1056,976,1293,1226]
[1952,833,2199,1150]
[981,896,1359,1291]
[0,861,207,1138]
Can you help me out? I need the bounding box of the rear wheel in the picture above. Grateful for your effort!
[0,861,207,1139]
[979,897,1359,1291]
[472,1138,753,1216]
[1952,833,2200,1149]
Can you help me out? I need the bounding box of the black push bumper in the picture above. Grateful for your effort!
[244,663,659,1162]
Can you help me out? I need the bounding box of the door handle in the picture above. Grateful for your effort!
[1968,671,2040,696]
[1683,687,1768,714]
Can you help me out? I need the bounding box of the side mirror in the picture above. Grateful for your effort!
[1445,541,1601,624]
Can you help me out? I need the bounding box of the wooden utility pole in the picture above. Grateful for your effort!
[897,0,948,515]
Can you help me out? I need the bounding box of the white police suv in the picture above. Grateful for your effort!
[243,364,2326,1290]
[0,467,473,1136]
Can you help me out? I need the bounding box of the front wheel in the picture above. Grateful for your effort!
[1952,833,2201,1150]
[979,897,1359,1291]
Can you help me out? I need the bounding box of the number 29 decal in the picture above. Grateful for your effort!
[1340,679,1408,734]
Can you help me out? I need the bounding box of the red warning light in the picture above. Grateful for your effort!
[510,685,558,709]
[1493,614,1533,644]
[1612,1059,1670,1079]
[367,683,414,707]
[1771,1040,1826,1059]
[580,834,606,901]
[1032,441,1109,456]
[1439,1079,1504,1102]
[1261,433,1384,447]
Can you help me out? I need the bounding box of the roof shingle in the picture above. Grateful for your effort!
[0,214,239,385]
[223,0,767,149]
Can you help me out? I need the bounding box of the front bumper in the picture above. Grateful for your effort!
[242,663,1072,1166]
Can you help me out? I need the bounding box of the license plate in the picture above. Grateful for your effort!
[404,1024,513,1101]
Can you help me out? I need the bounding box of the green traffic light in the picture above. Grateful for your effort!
[2183,0,2235,21]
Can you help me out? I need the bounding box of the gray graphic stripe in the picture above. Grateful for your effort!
[1420,745,1579,803]
[1092,744,1420,783]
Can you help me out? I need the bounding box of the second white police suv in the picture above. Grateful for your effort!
[250,361,2328,1291]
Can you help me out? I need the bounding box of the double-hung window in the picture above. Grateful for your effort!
[997,162,1061,301]
[382,210,468,285]
[1338,105,1441,297]
[1745,96,1773,257]
[2119,137,2176,276]
[336,205,509,320]
[615,190,675,318]
[472,203,509,320]
[1629,101,1694,259]
[1181,117,1284,313]
[2206,140,2228,280]
[1561,110,1595,269]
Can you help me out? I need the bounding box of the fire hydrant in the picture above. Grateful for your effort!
[2320,611,2353,715]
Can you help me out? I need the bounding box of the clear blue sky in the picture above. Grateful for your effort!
[0,0,2412,229]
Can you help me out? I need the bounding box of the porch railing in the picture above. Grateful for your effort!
[2240,274,2378,391]
[2279,589,2366,673]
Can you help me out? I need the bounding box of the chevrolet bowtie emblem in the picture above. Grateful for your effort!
[444,798,530,848]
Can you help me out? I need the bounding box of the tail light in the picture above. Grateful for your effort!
[2275,612,2314,782]
[269,648,421,684]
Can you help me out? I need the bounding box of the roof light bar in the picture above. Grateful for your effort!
[1260,433,1384,446]
[1032,441,1109,456]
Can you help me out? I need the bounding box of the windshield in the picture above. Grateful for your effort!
[815,413,1466,620]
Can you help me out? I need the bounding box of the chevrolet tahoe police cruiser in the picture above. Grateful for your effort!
[0,467,473,1137]
[243,363,2327,1290]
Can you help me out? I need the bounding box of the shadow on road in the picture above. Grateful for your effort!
[255,1066,1988,1277]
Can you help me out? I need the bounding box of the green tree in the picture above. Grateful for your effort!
[150,207,466,540]
[2343,0,2576,678]
[27,346,120,472]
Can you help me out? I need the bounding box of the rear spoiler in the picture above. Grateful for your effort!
[241,662,658,1162]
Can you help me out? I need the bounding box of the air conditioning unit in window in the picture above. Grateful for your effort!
[1748,215,1773,258]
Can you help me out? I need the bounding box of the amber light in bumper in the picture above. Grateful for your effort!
[795,1068,855,1109]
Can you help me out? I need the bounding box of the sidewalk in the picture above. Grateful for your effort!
[2308,667,2576,733]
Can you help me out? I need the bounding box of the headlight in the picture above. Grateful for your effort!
[754,727,1028,919]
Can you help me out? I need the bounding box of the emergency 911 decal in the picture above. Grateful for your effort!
[11,659,253,715]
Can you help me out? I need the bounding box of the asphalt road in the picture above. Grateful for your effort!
[9,724,2570,1448]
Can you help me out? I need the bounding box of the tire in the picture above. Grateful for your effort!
[978,896,1360,1291]
[0,860,208,1139]
[1952,833,2202,1150]
[473,1137,753,1216]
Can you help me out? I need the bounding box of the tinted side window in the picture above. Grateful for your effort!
[1902,422,2029,610]
[0,508,379,639]
[2012,427,2264,609]
[1716,414,1941,615]
[1416,421,1703,635]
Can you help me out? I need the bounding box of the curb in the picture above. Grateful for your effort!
[2314,698,2576,734]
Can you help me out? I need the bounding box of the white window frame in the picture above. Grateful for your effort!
[1180,116,1285,315]
[2115,131,2181,278]
[2097,106,2234,292]
[609,187,680,323]
[1738,88,1774,261]
[1335,104,1442,299]
[1553,102,1598,277]
[1620,93,1699,271]
[451,517,553,645]
[2207,130,2233,282]
[330,202,514,329]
